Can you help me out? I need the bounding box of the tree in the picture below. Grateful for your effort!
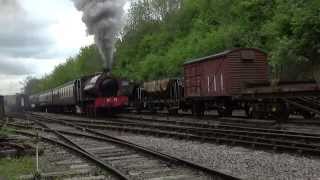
[24,45,103,93]
[114,0,320,81]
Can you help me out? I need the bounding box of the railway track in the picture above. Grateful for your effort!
[31,112,320,156]
[13,129,127,179]
[9,113,239,180]
[19,142,112,180]
[124,110,320,126]
[124,111,276,127]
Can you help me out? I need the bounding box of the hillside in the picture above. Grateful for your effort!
[24,0,320,94]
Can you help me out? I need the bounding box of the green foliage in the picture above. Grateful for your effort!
[0,157,35,180]
[0,127,15,137]
[114,0,320,81]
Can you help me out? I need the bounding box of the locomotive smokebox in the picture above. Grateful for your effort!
[84,72,119,98]
[100,77,119,97]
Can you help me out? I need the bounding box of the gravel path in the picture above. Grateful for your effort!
[102,131,320,180]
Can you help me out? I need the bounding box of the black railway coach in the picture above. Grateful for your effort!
[0,95,4,119]
[31,74,95,113]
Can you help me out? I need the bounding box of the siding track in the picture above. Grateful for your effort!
[9,113,240,180]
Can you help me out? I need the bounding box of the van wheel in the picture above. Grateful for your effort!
[192,102,204,116]
[168,109,178,115]
[218,106,232,117]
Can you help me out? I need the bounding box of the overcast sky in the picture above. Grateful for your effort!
[0,0,95,95]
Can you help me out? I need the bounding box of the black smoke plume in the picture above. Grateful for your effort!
[72,0,127,71]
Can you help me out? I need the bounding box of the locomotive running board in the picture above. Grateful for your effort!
[282,98,320,116]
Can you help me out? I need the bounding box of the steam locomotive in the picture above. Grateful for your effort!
[29,71,137,115]
[29,48,320,120]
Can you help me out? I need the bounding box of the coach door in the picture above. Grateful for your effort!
[75,80,81,104]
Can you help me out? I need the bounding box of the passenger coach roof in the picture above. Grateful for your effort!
[183,48,266,65]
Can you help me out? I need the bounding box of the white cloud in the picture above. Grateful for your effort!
[0,75,27,95]
[0,0,94,95]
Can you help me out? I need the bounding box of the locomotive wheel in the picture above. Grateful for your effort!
[150,107,157,113]
[168,109,178,115]
[302,111,316,119]
[245,105,265,119]
[274,103,290,123]
[245,106,253,119]
[136,109,142,114]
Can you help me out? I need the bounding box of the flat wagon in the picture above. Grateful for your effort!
[140,78,183,114]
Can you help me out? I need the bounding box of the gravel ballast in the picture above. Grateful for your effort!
[103,131,320,180]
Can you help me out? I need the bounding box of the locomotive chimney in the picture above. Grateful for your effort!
[72,0,127,72]
[103,68,111,76]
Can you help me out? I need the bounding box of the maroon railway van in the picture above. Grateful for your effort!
[183,48,268,115]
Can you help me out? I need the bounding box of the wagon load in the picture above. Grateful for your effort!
[143,79,183,98]
[143,79,171,95]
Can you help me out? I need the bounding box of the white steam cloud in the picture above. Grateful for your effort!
[72,0,127,71]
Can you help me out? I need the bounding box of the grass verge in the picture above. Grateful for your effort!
[0,127,15,137]
[0,127,35,179]
[0,156,35,180]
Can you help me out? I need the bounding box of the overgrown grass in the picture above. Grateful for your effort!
[0,127,35,179]
[0,127,15,137]
[0,156,35,180]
